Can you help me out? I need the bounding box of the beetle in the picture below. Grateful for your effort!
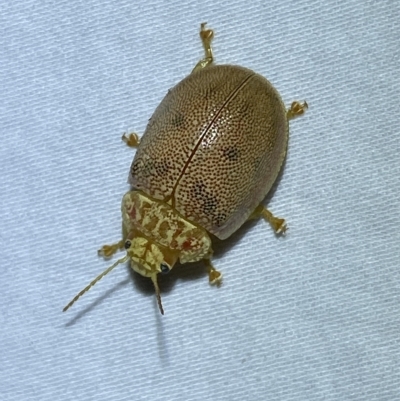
[63,23,307,315]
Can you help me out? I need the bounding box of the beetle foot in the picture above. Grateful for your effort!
[287,100,308,119]
[204,259,223,286]
[98,240,124,259]
[192,23,214,73]
[200,22,214,43]
[253,205,287,235]
[122,132,140,148]
[268,215,287,235]
[209,269,223,286]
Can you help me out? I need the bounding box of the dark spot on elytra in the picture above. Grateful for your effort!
[131,159,169,178]
[214,213,227,227]
[192,180,207,196]
[222,147,240,161]
[171,113,185,128]
[191,180,219,218]
[192,181,228,227]
[203,197,218,214]
[155,160,169,177]
[130,160,142,176]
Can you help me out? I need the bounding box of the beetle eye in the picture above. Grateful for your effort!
[124,240,132,249]
[160,263,170,274]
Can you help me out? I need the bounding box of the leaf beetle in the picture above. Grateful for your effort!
[64,23,307,314]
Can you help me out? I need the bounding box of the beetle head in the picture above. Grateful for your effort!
[62,235,178,315]
[124,235,178,314]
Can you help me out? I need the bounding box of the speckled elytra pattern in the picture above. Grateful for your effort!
[130,65,288,240]
[122,191,212,263]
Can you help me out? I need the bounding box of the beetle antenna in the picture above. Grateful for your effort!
[151,275,164,315]
[63,255,129,312]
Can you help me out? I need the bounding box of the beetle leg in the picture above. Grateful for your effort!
[122,132,140,148]
[192,23,214,73]
[251,205,287,235]
[287,101,308,120]
[204,259,222,286]
[98,240,125,259]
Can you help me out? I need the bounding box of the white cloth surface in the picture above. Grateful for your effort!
[1,1,399,400]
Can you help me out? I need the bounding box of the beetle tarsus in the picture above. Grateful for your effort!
[204,259,223,286]
[98,240,124,259]
[122,132,140,148]
[287,100,308,119]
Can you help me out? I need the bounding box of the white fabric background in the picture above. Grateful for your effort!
[1,1,399,400]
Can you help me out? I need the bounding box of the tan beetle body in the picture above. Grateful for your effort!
[63,24,307,315]
[130,65,288,240]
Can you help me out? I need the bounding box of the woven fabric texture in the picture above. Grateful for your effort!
[1,1,399,400]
